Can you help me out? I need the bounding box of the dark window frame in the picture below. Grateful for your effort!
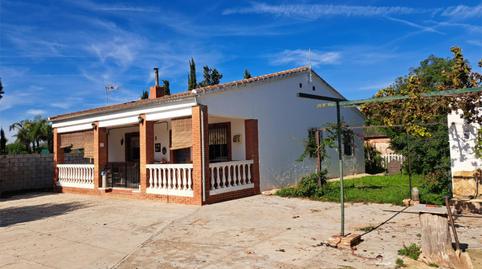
[208,122,231,162]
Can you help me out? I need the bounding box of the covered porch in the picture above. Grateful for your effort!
[52,104,260,205]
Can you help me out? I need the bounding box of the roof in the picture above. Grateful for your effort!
[49,66,310,122]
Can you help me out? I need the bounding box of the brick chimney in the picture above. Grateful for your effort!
[149,67,166,99]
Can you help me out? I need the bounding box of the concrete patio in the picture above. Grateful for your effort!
[1,193,481,269]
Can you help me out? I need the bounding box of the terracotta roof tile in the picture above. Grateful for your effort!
[49,66,309,122]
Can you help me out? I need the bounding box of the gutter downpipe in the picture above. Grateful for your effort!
[194,93,206,203]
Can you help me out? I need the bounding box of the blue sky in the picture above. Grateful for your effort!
[1,0,481,140]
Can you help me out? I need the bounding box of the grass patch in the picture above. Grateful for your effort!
[395,258,405,268]
[277,174,435,205]
[358,225,376,233]
[398,243,421,260]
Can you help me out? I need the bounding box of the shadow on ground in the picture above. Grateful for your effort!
[0,201,87,227]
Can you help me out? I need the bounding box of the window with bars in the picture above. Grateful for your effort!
[208,123,231,162]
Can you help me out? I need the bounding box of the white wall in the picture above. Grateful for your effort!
[108,126,138,162]
[447,110,482,173]
[107,124,170,163]
[200,72,365,190]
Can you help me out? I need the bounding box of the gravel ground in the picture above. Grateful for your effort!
[1,193,481,269]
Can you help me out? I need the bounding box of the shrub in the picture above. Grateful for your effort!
[419,170,450,205]
[276,171,327,197]
[395,258,405,268]
[398,243,421,260]
[364,143,385,174]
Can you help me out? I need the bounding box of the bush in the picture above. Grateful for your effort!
[364,143,385,174]
[398,243,421,260]
[276,171,327,197]
[419,170,450,205]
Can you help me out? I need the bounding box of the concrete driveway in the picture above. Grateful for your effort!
[1,193,481,269]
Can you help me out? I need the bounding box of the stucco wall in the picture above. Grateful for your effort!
[447,109,482,197]
[107,126,139,162]
[200,72,365,190]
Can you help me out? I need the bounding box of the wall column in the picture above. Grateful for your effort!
[53,128,64,190]
[192,105,209,205]
[93,122,107,189]
[245,119,260,194]
[139,114,154,193]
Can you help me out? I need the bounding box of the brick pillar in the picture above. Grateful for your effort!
[53,128,64,189]
[139,115,154,193]
[93,123,107,189]
[245,119,260,194]
[192,105,209,205]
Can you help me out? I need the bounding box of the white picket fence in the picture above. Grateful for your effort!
[56,164,95,189]
[146,164,194,197]
[381,153,404,167]
[209,160,254,195]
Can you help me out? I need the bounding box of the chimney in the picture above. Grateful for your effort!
[149,67,165,99]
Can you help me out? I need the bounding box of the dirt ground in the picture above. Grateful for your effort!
[1,193,481,269]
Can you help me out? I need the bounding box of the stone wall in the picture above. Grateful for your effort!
[0,153,87,196]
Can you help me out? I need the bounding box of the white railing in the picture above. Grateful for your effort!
[382,153,404,167]
[146,164,193,197]
[57,164,95,189]
[209,160,254,195]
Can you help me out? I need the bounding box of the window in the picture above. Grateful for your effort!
[312,85,316,91]
[208,123,231,162]
[343,132,354,156]
[299,83,303,88]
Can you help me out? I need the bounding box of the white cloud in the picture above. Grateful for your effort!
[26,109,47,116]
[269,49,341,67]
[385,17,444,34]
[223,2,429,19]
[442,4,482,18]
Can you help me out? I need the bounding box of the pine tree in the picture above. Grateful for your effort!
[162,80,170,95]
[199,66,223,87]
[243,69,252,79]
[0,128,7,154]
[188,58,197,90]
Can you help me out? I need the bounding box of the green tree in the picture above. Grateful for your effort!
[6,142,28,154]
[0,128,7,154]
[0,78,4,100]
[188,58,197,90]
[243,69,252,79]
[162,80,170,95]
[199,65,223,87]
[8,117,52,153]
[361,47,481,197]
[140,89,148,99]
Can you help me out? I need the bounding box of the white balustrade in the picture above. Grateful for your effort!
[146,164,193,197]
[57,164,94,189]
[209,160,254,195]
[381,153,405,167]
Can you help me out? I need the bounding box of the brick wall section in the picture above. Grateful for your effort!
[139,114,154,193]
[93,123,107,189]
[245,119,261,194]
[192,105,209,205]
[0,153,85,196]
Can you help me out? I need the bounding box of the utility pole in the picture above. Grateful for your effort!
[298,92,346,236]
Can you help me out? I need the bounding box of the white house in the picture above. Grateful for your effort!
[448,109,482,198]
[49,66,365,205]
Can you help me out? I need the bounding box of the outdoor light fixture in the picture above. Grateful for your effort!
[138,115,144,124]
[91,122,97,130]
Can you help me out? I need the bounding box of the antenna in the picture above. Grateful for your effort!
[308,48,312,83]
[104,83,119,104]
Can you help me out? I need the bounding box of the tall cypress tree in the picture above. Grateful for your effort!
[162,80,170,95]
[188,58,197,90]
[0,79,4,100]
[243,69,252,79]
[0,128,8,154]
